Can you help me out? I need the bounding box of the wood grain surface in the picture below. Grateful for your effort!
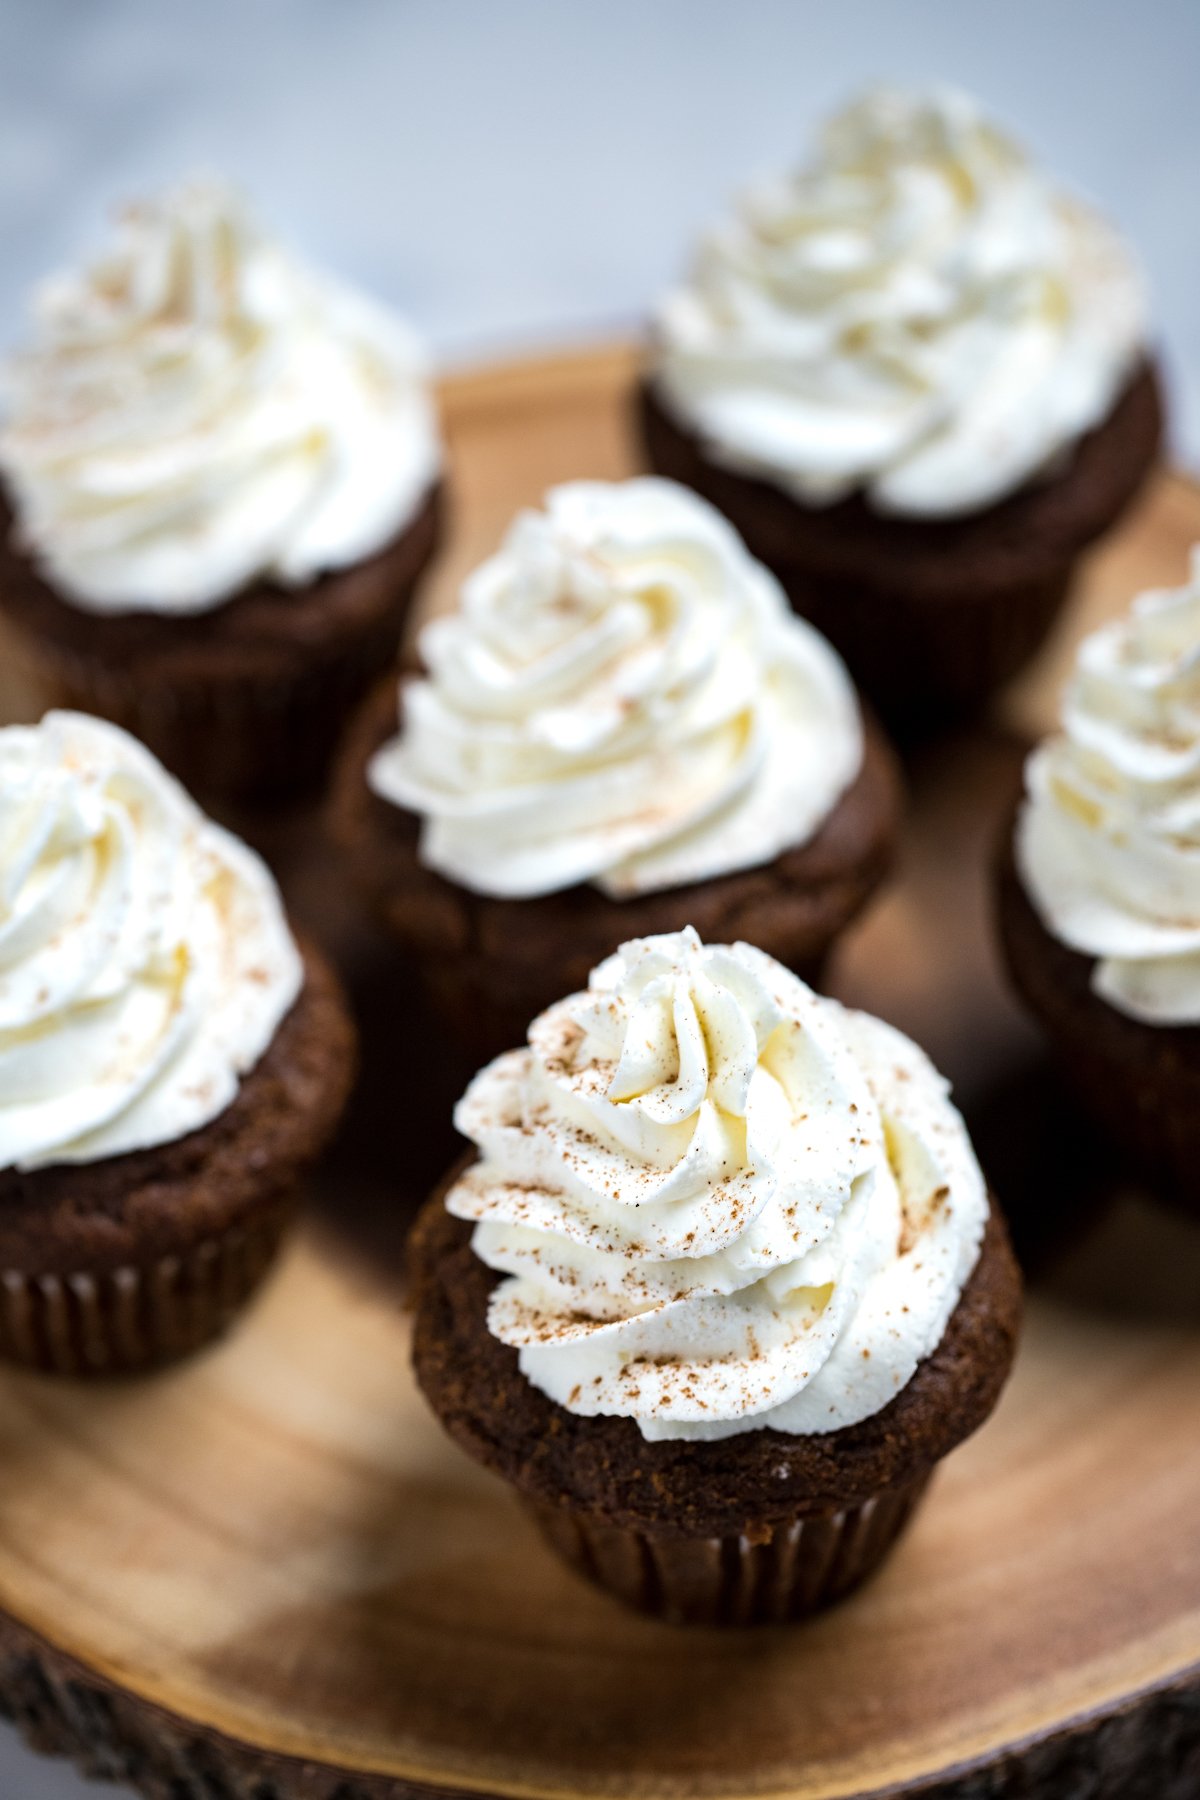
[0,344,1198,1800]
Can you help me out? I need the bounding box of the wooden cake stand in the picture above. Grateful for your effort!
[0,347,1198,1800]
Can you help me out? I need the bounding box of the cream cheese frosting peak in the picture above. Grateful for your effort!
[653,85,1146,517]
[446,928,988,1440]
[367,478,862,899]
[1017,550,1200,1024]
[0,712,302,1171]
[1,178,440,614]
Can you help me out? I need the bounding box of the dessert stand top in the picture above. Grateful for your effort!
[0,344,1199,1800]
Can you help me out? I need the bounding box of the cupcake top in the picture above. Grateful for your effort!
[652,85,1146,518]
[0,711,302,1171]
[446,927,987,1441]
[0,179,441,615]
[368,478,862,899]
[1017,551,1200,1026]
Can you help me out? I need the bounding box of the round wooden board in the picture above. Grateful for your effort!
[1,346,1200,1800]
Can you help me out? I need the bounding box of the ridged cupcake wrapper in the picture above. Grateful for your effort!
[779,563,1073,730]
[996,850,1200,1218]
[20,620,403,808]
[0,1208,292,1378]
[1016,989,1200,1216]
[526,1471,933,1626]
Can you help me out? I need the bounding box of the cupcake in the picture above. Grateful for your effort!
[0,711,356,1374]
[997,552,1200,1211]
[334,477,901,1058]
[410,927,1021,1625]
[640,86,1163,729]
[0,180,445,807]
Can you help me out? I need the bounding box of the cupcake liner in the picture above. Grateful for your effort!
[778,562,1073,734]
[1032,1007,1200,1212]
[1058,1047,1200,1215]
[26,619,403,809]
[996,846,1200,1216]
[417,959,550,1067]
[524,1471,933,1626]
[0,1203,293,1377]
[3,482,445,809]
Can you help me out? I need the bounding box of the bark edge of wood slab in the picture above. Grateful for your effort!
[1,1611,1198,1800]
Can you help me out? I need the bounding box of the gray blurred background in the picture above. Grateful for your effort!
[1,1,1197,1793]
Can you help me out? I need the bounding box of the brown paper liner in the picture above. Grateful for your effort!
[29,620,402,810]
[0,1203,293,1377]
[778,563,1072,734]
[525,1470,933,1626]
[2,480,445,809]
[996,837,1200,1215]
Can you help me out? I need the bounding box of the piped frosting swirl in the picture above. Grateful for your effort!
[1,179,440,614]
[653,85,1146,517]
[447,928,988,1440]
[1017,549,1200,1024]
[368,478,862,898]
[0,711,302,1171]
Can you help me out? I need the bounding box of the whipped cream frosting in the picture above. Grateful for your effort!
[653,85,1146,518]
[1017,551,1200,1025]
[368,478,862,899]
[0,711,303,1171]
[1,179,440,614]
[447,928,987,1440]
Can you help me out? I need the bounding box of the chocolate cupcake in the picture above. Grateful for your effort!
[0,711,356,1374]
[410,927,1021,1625]
[640,87,1163,731]
[0,180,444,806]
[997,552,1200,1211]
[334,477,901,1058]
